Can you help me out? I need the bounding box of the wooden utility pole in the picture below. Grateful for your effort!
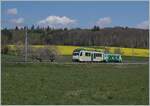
[132,47,134,62]
[25,27,28,62]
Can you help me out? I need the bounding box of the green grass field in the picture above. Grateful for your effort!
[2,62,149,105]
[2,54,149,63]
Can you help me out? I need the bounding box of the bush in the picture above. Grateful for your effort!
[1,46,9,54]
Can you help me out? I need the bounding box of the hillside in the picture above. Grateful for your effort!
[1,26,149,48]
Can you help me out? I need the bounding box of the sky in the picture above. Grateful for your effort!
[1,1,149,29]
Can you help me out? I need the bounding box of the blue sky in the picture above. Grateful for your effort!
[1,1,149,29]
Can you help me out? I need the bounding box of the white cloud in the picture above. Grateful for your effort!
[37,16,76,28]
[10,18,24,25]
[7,8,18,15]
[96,17,112,28]
[136,20,149,29]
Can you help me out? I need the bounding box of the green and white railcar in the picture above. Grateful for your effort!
[103,53,122,62]
[72,49,104,62]
[72,48,122,62]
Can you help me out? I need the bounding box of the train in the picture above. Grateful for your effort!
[72,48,122,62]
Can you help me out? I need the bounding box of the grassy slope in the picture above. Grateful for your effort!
[2,63,149,105]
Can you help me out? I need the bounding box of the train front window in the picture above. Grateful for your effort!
[73,52,79,56]
[80,52,82,56]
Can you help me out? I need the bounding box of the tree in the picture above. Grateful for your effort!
[15,26,19,30]
[92,25,100,31]
[36,25,40,30]
[15,41,24,56]
[1,45,9,54]
[24,26,28,30]
[1,28,12,45]
[31,25,35,30]
[29,47,57,62]
[64,27,68,31]
[46,26,50,31]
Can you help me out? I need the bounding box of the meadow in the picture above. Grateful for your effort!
[2,45,149,105]
[2,54,149,63]
[2,63,149,105]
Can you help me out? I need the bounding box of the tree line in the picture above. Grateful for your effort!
[1,25,149,48]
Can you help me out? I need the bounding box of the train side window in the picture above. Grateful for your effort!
[85,52,91,56]
[96,53,102,57]
[85,52,88,56]
[117,56,120,59]
[89,53,91,56]
[99,54,102,57]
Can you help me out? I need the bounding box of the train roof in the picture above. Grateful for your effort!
[104,53,121,56]
[73,48,102,53]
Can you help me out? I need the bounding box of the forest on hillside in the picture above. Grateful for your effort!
[1,26,149,48]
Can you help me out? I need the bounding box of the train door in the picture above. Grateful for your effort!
[93,53,97,62]
[91,53,94,62]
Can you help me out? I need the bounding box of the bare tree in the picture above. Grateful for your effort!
[15,41,24,56]
[29,47,57,62]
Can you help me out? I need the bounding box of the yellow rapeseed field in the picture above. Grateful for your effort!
[103,46,149,57]
[7,45,149,57]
